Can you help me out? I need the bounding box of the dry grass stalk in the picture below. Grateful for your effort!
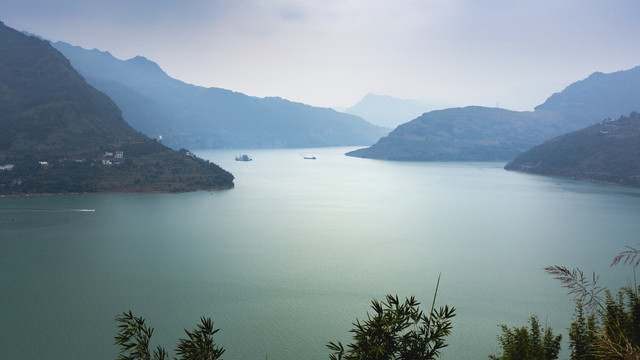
[591,328,640,360]
[544,265,605,311]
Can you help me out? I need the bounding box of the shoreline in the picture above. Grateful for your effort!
[504,167,640,189]
[0,184,234,198]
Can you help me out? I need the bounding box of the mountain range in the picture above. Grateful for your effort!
[0,21,234,194]
[505,112,640,187]
[5,19,639,191]
[347,66,640,161]
[52,42,388,150]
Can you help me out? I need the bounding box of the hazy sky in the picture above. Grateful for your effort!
[2,0,640,110]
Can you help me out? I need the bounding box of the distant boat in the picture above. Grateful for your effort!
[235,154,252,161]
[299,154,316,160]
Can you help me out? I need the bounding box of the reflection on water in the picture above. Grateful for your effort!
[1,147,639,360]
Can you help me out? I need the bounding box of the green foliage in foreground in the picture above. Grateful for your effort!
[568,301,598,360]
[489,245,640,360]
[489,315,562,360]
[114,311,225,360]
[327,290,456,360]
[114,290,455,360]
[113,246,640,360]
[546,246,640,360]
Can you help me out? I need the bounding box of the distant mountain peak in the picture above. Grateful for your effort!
[88,47,114,57]
[535,65,640,120]
[344,93,453,128]
[124,55,166,73]
[54,41,168,77]
[127,55,155,65]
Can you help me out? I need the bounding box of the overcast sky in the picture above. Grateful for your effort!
[2,0,639,110]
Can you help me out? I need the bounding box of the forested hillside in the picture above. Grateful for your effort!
[505,112,640,187]
[348,67,640,161]
[0,22,233,194]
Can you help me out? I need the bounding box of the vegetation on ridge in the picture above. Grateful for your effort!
[505,112,640,188]
[348,66,640,162]
[0,21,233,195]
[346,106,567,161]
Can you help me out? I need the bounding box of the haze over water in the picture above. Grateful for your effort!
[1,147,638,360]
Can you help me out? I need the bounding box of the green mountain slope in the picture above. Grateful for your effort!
[0,21,233,195]
[348,66,640,161]
[52,42,388,149]
[504,112,640,187]
[347,106,565,161]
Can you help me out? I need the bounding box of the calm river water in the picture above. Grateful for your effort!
[1,147,639,360]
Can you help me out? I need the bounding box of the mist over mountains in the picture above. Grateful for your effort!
[348,66,640,161]
[343,94,453,128]
[6,21,640,183]
[534,67,640,122]
[52,42,388,150]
